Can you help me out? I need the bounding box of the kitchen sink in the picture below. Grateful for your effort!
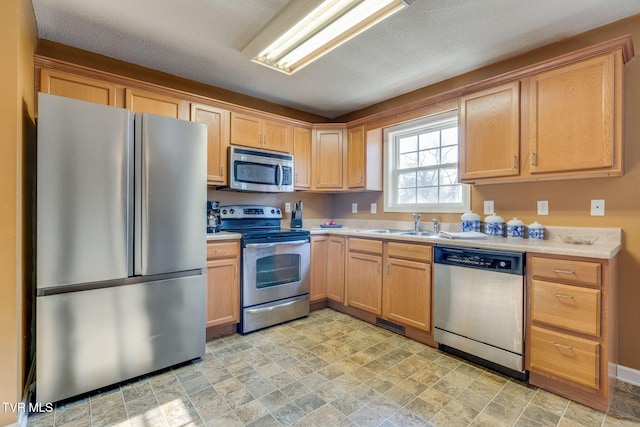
[363,229,408,234]
[400,231,437,237]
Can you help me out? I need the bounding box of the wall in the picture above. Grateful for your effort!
[0,0,37,424]
[334,15,640,372]
[207,189,334,223]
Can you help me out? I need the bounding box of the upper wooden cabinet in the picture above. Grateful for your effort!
[191,103,231,186]
[347,126,383,191]
[230,112,292,153]
[459,48,625,184]
[125,88,188,119]
[527,52,620,175]
[459,82,520,181]
[39,69,119,107]
[293,126,312,189]
[312,126,346,190]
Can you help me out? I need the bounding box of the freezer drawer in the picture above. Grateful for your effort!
[36,275,206,403]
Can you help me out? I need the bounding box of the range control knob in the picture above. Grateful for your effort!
[229,209,235,215]
[271,209,275,214]
[499,261,506,268]
[276,209,281,215]
[222,209,227,215]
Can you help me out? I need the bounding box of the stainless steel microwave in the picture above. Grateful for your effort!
[228,146,295,192]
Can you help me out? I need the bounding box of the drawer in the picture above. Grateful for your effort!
[531,280,601,336]
[386,241,432,262]
[207,240,240,259]
[530,326,600,390]
[348,237,383,255]
[531,257,601,287]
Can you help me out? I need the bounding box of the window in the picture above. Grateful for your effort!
[384,111,470,213]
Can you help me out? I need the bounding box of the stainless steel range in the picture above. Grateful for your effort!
[219,205,310,333]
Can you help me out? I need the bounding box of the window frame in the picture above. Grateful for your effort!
[383,110,470,213]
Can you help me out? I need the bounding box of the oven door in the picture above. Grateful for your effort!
[242,238,310,307]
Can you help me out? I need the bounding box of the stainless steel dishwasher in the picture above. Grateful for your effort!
[434,245,527,380]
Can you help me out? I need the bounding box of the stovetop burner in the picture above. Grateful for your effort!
[219,205,310,242]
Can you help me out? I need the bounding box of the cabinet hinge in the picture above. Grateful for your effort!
[531,152,538,166]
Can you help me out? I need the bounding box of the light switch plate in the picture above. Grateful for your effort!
[484,200,494,215]
[537,200,549,216]
[352,203,358,214]
[591,199,605,216]
[285,202,291,213]
[370,203,377,214]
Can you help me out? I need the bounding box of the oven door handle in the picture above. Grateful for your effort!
[245,240,309,248]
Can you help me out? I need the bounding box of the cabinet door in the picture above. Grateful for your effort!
[191,103,230,185]
[230,112,262,149]
[310,236,328,302]
[205,258,239,327]
[459,81,520,181]
[346,252,382,315]
[125,88,187,119]
[293,126,312,189]
[313,128,344,190]
[327,236,346,302]
[528,53,619,174]
[347,125,365,188]
[383,257,431,331]
[263,119,291,153]
[40,69,118,106]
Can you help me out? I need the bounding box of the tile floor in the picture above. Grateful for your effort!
[28,309,640,427]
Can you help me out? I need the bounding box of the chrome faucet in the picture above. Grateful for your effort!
[412,213,422,232]
[432,218,440,233]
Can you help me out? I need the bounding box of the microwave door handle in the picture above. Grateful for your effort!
[277,162,283,187]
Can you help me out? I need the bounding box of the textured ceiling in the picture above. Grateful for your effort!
[32,0,640,119]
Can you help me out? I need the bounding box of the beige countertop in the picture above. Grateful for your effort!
[206,223,621,259]
[308,224,621,259]
[206,231,242,241]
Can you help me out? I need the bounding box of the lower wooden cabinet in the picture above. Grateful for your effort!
[382,242,433,332]
[526,252,617,411]
[205,240,240,328]
[327,236,346,303]
[310,236,328,302]
[346,238,383,315]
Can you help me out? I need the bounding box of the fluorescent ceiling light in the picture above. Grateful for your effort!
[242,0,409,75]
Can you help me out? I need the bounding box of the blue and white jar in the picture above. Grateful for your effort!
[484,213,504,237]
[461,211,481,232]
[507,218,525,238]
[528,221,545,240]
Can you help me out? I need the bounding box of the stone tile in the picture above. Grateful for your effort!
[367,394,402,418]
[387,407,432,427]
[562,401,606,427]
[271,401,306,426]
[455,388,491,412]
[233,399,268,424]
[54,400,90,426]
[442,398,481,424]
[430,409,469,427]
[124,393,159,418]
[481,399,525,426]
[190,389,231,423]
[205,411,243,426]
[246,413,281,427]
[348,406,386,426]
[520,403,562,427]
[330,393,362,416]
[307,403,346,425]
[294,392,326,414]
[259,390,290,412]
[418,387,453,410]
[531,389,570,416]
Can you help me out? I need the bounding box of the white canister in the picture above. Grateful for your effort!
[461,211,481,232]
[528,221,545,240]
[484,213,504,237]
[507,218,525,238]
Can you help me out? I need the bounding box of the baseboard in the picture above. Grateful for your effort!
[618,365,640,387]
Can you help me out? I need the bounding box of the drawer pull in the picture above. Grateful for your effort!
[553,342,574,350]
[554,293,574,299]
[215,249,227,255]
[552,269,576,275]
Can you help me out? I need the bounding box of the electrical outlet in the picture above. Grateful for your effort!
[591,199,605,216]
[537,200,549,216]
[370,203,377,214]
[285,202,291,213]
[484,200,494,215]
[352,203,358,214]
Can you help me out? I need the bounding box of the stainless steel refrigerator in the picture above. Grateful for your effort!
[36,93,207,403]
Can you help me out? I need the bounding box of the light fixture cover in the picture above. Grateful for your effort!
[242,0,408,75]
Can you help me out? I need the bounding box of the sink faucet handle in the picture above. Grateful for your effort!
[432,218,440,233]
[412,213,421,220]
